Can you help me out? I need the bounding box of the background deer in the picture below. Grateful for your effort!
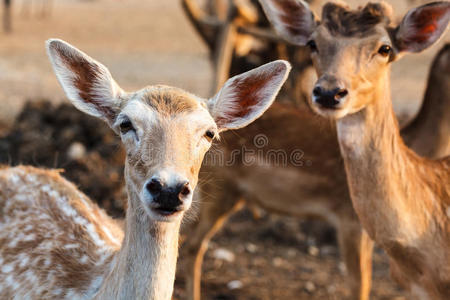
[2,0,52,32]
[402,42,450,158]
[3,0,11,32]
[181,2,450,300]
[0,39,290,299]
[260,0,450,298]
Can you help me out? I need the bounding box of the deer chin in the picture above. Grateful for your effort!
[143,203,187,222]
[139,193,192,222]
[310,103,351,120]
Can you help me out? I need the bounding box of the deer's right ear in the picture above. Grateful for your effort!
[46,39,124,124]
[394,2,450,53]
[208,60,291,132]
[259,0,316,45]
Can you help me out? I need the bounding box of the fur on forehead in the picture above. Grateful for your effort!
[321,1,393,37]
[130,85,205,116]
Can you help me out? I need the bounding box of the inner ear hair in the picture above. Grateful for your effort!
[46,39,123,124]
[394,2,450,53]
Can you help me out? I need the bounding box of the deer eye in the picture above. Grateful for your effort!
[205,130,215,141]
[119,119,135,134]
[378,45,392,57]
[306,40,318,53]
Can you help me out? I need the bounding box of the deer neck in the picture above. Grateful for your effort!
[95,187,181,300]
[335,72,418,241]
[401,46,450,158]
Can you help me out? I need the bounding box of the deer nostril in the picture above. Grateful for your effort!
[147,178,162,195]
[335,89,348,100]
[313,86,322,97]
[179,182,191,197]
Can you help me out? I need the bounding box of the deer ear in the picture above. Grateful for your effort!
[394,2,450,53]
[259,0,316,45]
[208,60,291,132]
[46,39,124,124]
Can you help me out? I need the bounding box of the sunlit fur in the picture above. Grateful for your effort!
[264,0,450,298]
[0,39,290,299]
[260,0,450,298]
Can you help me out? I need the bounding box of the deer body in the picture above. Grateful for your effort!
[184,101,373,300]
[0,39,290,299]
[0,167,182,299]
[336,75,450,298]
[259,0,450,298]
[402,44,450,158]
[0,166,123,299]
[183,1,450,298]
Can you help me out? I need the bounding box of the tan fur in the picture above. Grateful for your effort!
[1,39,290,299]
[0,84,210,299]
[0,166,122,299]
[402,43,450,158]
[182,1,450,300]
[141,86,201,116]
[300,2,450,299]
[182,102,375,300]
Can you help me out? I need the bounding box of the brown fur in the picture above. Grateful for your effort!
[300,1,450,298]
[52,42,116,121]
[182,1,450,299]
[0,166,122,298]
[276,0,315,38]
[142,86,201,116]
[215,62,287,127]
[321,2,392,37]
[402,43,450,158]
[183,101,375,300]
[9,38,291,300]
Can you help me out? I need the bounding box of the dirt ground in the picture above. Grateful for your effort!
[0,0,449,299]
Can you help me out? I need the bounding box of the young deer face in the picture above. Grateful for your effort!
[115,87,218,221]
[46,39,290,222]
[260,0,450,119]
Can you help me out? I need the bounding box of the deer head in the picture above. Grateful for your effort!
[260,0,449,119]
[46,39,290,222]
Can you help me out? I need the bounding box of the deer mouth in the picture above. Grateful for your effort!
[153,206,182,216]
[317,103,340,110]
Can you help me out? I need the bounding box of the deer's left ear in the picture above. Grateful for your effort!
[46,39,124,125]
[259,0,316,46]
[208,60,291,132]
[394,2,450,53]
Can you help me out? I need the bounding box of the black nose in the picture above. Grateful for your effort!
[313,86,348,108]
[146,178,191,210]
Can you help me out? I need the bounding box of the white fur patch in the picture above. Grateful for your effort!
[1,264,14,274]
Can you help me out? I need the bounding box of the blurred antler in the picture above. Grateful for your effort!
[3,0,12,33]
[182,0,285,94]
[234,0,258,23]
[181,0,223,50]
[181,0,270,50]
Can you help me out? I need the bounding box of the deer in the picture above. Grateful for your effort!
[20,0,53,18]
[260,0,450,298]
[402,42,450,158]
[3,0,11,32]
[2,0,53,32]
[0,39,290,299]
[181,2,450,300]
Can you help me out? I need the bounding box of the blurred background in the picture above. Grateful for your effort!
[0,0,448,299]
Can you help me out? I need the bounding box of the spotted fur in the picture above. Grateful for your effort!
[0,166,123,299]
[0,39,290,300]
